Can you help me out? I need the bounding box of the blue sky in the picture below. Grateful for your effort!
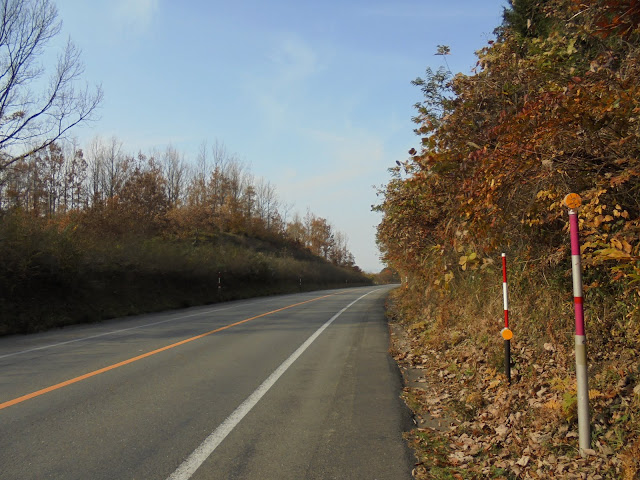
[50,0,507,272]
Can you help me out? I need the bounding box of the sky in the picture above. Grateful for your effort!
[48,0,508,273]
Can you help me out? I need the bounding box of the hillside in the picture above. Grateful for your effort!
[0,213,369,336]
[375,1,640,478]
[0,142,369,336]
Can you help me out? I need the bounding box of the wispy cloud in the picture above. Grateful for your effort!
[267,34,321,84]
[245,34,323,133]
[271,126,387,272]
[278,126,386,199]
[114,0,159,31]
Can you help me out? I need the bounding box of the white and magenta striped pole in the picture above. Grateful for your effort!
[501,253,513,384]
[564,193,591,455]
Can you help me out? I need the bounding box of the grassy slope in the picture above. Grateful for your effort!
[0,225,370,335]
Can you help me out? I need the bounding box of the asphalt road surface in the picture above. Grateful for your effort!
[0,286,413,479]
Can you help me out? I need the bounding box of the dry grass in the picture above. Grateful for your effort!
[0,214,370,335]
[388,266,640,479]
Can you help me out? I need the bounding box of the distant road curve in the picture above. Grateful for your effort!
[0,286,413,480]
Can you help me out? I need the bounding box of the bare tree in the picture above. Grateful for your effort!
[101,136,125,200]
[209,140,248,219]
[62,140,87,210]
[0,0,102,169]
[161,145,187,207]
[86,135,104,203]
[186,141,209,207]
[280,201,293,226]
[195,140,209,180]
[85,135,126,202]
[255,178,279,230]
[331,231,350,266]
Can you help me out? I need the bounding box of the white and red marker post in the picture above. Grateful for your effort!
[501,253,513,384]
[565,193,591,455]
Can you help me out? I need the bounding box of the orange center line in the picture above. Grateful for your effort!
[0,293,338,411]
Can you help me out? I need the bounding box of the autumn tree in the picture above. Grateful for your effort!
[376,0,640,293]
[0,0,102,169]
[286,213,306,245]
[117,154,168,235]
[309,216,334,259]
[376,267,400,284]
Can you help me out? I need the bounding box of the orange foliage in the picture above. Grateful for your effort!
[375,0,640,296]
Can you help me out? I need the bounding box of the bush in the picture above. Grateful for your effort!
[0,211,371,335]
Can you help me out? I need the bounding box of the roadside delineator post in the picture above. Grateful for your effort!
[218,272,222,294]
[564,192,591,455]
[501,253,513,384]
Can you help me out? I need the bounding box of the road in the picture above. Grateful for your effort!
[0,286,413,479]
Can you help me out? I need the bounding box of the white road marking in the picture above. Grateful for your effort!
[166,289,378,480]
[0,297,279,360]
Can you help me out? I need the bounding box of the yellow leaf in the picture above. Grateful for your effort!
[589,389,602,400]
[595,248,633,260]
[544,399,562,411]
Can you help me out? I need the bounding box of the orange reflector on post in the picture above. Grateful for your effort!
[564,193,582,209]
[501,328,513,341]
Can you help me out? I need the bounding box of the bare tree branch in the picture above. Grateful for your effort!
[0,0,102,170]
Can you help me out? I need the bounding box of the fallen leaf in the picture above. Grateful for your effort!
[599,445,614,456]
[495,425,509,438]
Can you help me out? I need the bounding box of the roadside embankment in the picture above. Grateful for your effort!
[0,218,369,335]
[386,271,640,479]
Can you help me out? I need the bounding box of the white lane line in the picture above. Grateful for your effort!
[1,291,338,361]
[166,289,379,480]
[0,298,277,360]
